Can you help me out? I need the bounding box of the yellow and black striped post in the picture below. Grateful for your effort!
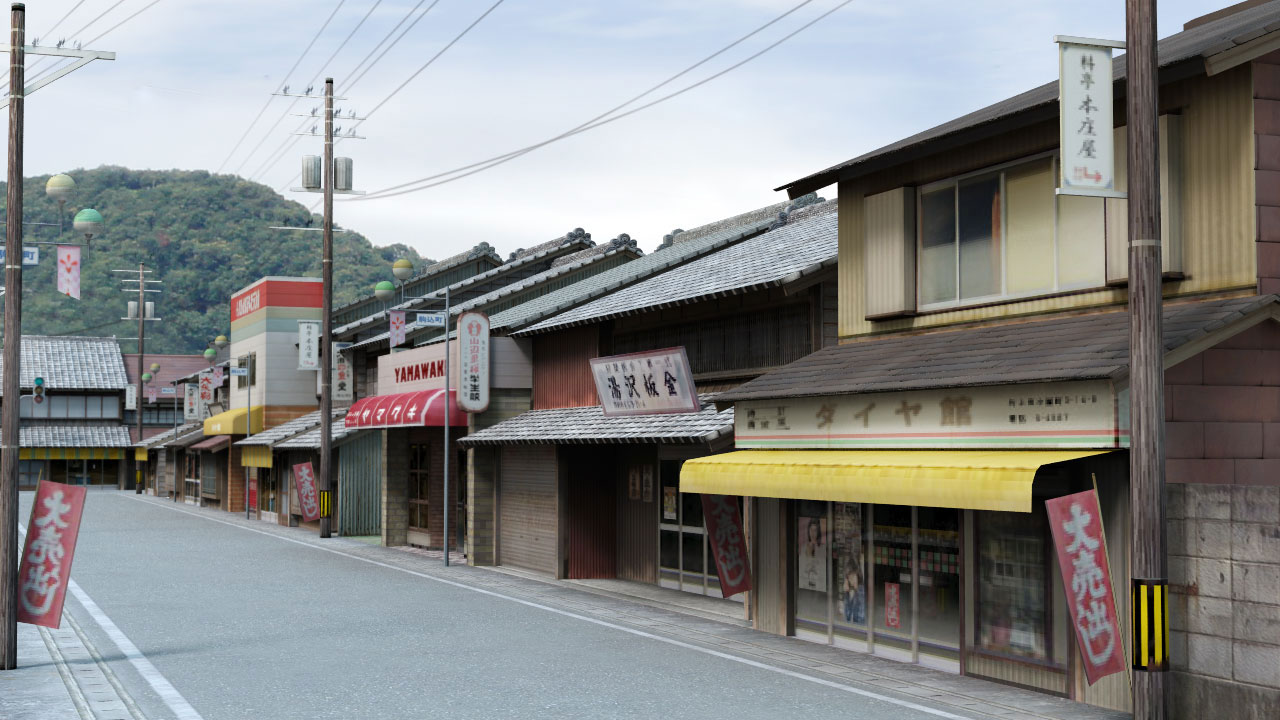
[319,491,331,519]
[1132,578,1169,672]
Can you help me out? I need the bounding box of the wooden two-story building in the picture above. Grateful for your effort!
[688,4,1280,716]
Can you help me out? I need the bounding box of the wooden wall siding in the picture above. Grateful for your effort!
[467,388,532,566]
[965,654,1067,695]
[1256,51,1280,293]
[612,302,811,378]
[498,445,558,574]
[839,64,1258,339]
[752,498,788,635]
[338,430,382,536]
[821,279,839,349]
[616,448,658,583]
[567,447,618,579]
[532,325,599,410]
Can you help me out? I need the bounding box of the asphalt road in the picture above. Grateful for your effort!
[21,489,971,720]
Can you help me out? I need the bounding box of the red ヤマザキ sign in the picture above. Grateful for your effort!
[293,462,320,522]
[17,481,87,628]
[700,494,751,598]
[1046,490,1125,685]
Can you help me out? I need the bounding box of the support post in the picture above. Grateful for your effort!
[319,77,334,539]
[1126,0,1167,716]
[0,1,23,672]
[443,286,451,566]
[135,264,145,494]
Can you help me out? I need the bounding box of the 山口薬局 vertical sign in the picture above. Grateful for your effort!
[590,347,699,417]
[458,311,489,413]
[1056,36,1125,197]
[297,320,321,370]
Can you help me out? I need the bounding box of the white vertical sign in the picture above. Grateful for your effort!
[183,383,200,421]
[298,320,321,370]
[1056,36,1125,197]
[457,311,490,413]
[333,341,354,403]
[125,384,137,411]
[198,371,215,406]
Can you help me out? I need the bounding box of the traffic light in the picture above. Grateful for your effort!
[33,376,45,404]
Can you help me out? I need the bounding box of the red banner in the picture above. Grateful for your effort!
[885,582,901,629]
[293,462,320,522]
[17,481,87,628]
[700,494,751,598]
[1046,490,1126,685]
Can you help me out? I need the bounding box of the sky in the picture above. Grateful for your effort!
[12,0,1235,261]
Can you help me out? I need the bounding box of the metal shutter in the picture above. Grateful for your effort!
[498,446,557,575]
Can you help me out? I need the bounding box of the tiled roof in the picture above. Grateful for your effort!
[123,354,211,387]
[0,336,128,393]
[135,422,202,449]
[235,408,345,447]
[457,395,733,447]
[274,417,357,449]
[489,219,773,333]
[717,295,1280,403]
[518,202,837,335]
[779,1,1280,196]
[23,425,133,448]
[330,243,502,318]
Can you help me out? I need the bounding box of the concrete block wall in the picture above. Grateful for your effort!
[381,429,408,547]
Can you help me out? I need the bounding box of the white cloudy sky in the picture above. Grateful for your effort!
[15,0,1229,260]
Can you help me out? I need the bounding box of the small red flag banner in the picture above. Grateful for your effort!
[293,461,320,522]
[17,481,87,628]
[700,494,751,598]
[1046,489,1126,684]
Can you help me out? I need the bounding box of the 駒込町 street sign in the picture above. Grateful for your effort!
[0,246,39,266]
[415,312,446,328]
[230,367,249,377]
[457,311,490,413]
[160,386,176,396]
[590,347,699,417]
[1056,36,1125,198]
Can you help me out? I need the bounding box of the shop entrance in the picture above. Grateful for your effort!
[658,459,740,599]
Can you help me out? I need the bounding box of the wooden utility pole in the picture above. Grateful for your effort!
[319,77,334,539]
[135,263,146,494]
[0,1,22,672]
[1126,0,1167,716]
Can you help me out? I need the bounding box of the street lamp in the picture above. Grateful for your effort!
[214,335,228,348]
[44,174,74,234]
[392,258,413,303]
[72,208,103,244]
[374,280,395,305]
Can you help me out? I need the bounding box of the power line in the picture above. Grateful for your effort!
[18,0,165,93]
[2,0,129,93]
[351,0,851,201]
[344,0,441,91]
[39,0,88,40]
[216,0,348,173]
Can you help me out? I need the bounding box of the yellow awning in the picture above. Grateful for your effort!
[680,449,1114,513]
[241,445,273,468]
[19,448,124,461]
[203,406,265,436]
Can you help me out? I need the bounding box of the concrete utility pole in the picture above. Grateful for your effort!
[1126,0,1168,716]
[0,1,24,672]
[319,77,334,539]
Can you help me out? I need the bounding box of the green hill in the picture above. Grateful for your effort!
[0,167,425,354]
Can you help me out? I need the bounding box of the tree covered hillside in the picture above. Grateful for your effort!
[0,167,425,354]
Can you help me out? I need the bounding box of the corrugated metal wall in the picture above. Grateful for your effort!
[498,445,558,574]
[839,64,1257,339]
[339,430,381,536]
[532,326,598,409]
[567,447,616,579]
[616,450,658,584]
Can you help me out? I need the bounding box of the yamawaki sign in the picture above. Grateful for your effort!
[17,481,87,628]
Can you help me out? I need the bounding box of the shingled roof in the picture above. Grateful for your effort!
[716,295,1280,403]
[24,425,133,448]
[778,1,1280,197]
[0,336,128,394]
[517,201,837,335]
[235,408,345,447]
[275,417,357,449]
[457,395,733,447]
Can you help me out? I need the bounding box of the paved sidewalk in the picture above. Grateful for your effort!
[0,617,146,720]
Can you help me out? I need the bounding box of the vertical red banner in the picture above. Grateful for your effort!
[700,494,751,598]
[1046,489,1126,685]
[884,582,901,629]
[293,461,320,522]
[17,481,87,628]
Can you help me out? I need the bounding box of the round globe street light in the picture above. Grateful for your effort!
[374,280,396,302]
[45,175,75,234]
[203,348,217,362]
[141,372,153,383]
[149,362,161,374]
[392,258,414,281]
[73,208,103,244]
[214,335,228,348]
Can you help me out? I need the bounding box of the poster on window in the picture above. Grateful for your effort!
[885,582,901,629]
[701,494,751,599]
[1047,489,1125,685]
[17,481,87,628]
[663,487,678,521]
[834,503,866,625]
[797,516,828,592]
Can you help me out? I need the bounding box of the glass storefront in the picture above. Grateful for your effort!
[975,509,1051,661]
[659,459,735,598]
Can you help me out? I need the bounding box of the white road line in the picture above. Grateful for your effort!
[20,521,206,720]
[121,495,972,720]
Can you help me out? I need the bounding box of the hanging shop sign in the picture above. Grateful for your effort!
[124,384,137,411]
[701,494,751,599]
[736,380,1122,450]
[458,311,490,413]
[1056,36,1125,197]
[590,347,698,417]
[333,342,353,403]
[211,366,224,387]
[293,461,321,522]
[198,371,216,405]
[297,320,321,370]
[1046,489,1126,685]
[184,383,200,421]
[389,310,407,349]
[56,245,80,300]
[146,386,158,404]
[17,481,87,628]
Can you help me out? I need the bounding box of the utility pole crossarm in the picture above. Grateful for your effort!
[0,44,114,109]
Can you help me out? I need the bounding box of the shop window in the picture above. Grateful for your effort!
[976,510,1051,661]
[658,459,731,598]
[916,508,960,650]
[408,443,430,532]
[795,500,833,633]
[871,505,914,642]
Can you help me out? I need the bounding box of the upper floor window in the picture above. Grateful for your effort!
[21,394,121,420]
